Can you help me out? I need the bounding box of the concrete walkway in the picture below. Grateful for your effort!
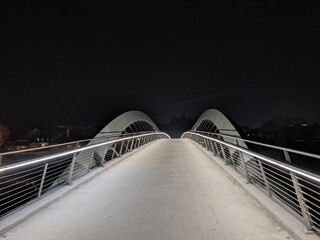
[2,139,293,240]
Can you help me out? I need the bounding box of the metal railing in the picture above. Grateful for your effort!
[0,131,155,166]
[0,132,170,219]
[192,130,320,164]
[182,131,320,233]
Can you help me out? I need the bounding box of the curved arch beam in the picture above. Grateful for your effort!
[53,110,164,187]
[75,111,160,170]
[95,110,159,137]
[192,109,247,149]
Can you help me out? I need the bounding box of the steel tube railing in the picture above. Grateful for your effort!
[0,131,151,156]
[0,131,156,168]
[192,130,320,161]
[182,131,320,233]
[0,131,169,219]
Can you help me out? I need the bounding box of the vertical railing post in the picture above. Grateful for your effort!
[290,172,312,231]
[87,149,95,172]
[231,150,237,170]
[0,155,3,166]
[239,152,251,183]
[213,142,218,156]
[257,160,272,196]
[130,139,135,151]
[124,140,129,153]
[283,150,312,230]
[208,140,214,153]
[217,143,222,158]
[206,139,210,151]
[111,144,117,159]
[203,138,207,149]
[38,163,48,198]
[67,152,77,184]
[100,144,108,166]
[119,141,124,157]
[283,150,292,163]
[221,144,228,164]
[135,138,139,148]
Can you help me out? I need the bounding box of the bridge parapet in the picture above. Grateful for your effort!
[0,111,169,220]
[182,131,320,234]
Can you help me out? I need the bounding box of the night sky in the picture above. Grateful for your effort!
[1,1,320,131]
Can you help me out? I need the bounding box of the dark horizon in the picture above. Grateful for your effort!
[1,1,320,131]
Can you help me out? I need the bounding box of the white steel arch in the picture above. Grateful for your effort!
[192,109,247,149]
[71,111,160,174]
[95,110,159,137]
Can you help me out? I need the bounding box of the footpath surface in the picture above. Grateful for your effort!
[2,139,293,240]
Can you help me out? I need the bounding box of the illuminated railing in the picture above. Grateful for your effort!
[190,130,320,164]
[0,132,153,166]
[0,132,170,219]
[182,131,320,233]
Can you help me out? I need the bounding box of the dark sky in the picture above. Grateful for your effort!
[0,0,320,130]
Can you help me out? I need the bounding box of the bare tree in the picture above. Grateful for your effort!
[0,123,10,147]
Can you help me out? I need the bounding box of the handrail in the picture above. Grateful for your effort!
[0,131,170,219]
[192,130,320,160]
[0,132,169,172]
[0,131,153,156]
[182,131,320,233]
[182,132,320,182]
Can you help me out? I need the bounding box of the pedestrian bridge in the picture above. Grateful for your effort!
[0,110,319,240]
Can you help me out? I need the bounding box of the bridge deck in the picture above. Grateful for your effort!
[3,139,292,240]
